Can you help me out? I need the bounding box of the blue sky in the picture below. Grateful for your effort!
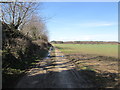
[40,2,118,41]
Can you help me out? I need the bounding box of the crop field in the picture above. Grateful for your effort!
[53,43,119,87]
[53,44,118,58]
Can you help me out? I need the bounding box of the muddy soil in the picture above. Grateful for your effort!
[65,53,119,88]
[15,49,98,88]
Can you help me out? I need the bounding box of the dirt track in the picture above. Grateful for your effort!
[16,49,96,88]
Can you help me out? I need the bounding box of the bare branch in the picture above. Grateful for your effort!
[21,14,48,41]
[1,2,40,30]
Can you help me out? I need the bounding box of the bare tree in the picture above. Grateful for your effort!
[0,2,40,30]
[22,14,48,41]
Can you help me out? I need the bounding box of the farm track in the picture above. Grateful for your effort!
[15,49,97,88]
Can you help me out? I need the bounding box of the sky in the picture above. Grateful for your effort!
[39,2,118,41]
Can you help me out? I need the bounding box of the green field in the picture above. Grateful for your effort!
[53,44,118,58]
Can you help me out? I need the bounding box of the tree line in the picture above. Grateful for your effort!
[1,2,51,88]
[1,2,48,41]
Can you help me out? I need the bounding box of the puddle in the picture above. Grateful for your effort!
[56,56,64,57]
[45,55,64,59]
[45,56,50,59]
[45,47,54,59]
[45,47,65,59]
